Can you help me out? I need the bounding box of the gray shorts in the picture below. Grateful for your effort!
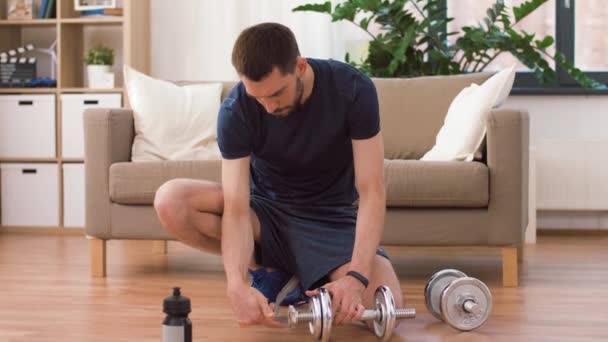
[250,194,390,291]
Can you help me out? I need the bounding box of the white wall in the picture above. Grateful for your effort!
[506,95,608,230]
[149,0,368,81]
[505,96,608,143]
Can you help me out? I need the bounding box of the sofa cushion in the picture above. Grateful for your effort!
[384,159,489,207]
[421,65,515,162]
[110,158,488,208]
[373,73,491,160]
[124,66,224,161]
[109,160,221,205]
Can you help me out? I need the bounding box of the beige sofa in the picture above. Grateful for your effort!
[84,72,528,287]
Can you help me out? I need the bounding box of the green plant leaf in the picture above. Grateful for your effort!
[85,45,114,65]
[359,16,372,30]
[554,52,608,89]
[534,36,554,49]
[352,0,381,11]
[512,0,549,23]
[292,1,332,14]
[332,1,359,21]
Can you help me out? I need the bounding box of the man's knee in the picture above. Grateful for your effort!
[154,179,189,233]
[363,256,403,330]
[363,256,403,307]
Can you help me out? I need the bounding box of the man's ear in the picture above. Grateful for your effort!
[295,56,307,76]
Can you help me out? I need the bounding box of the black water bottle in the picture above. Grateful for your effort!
[163,287,192,342]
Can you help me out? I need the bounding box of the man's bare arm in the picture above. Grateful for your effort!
[350,132,386,280]
[221,156,254,292]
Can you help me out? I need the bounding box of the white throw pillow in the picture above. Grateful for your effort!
[123,65,223,161]
[421,65,515,162]
[494,65,516,108]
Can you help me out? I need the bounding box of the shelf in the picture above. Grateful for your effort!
[0,19,57,26]
[0,158,58,163]
[0,88,57,94]
[62,158,84,163]
[60,17,123,25]
[61,87,123,93]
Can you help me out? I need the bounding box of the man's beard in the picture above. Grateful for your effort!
[272,76,304,117]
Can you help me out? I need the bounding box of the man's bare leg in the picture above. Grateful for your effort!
[154,178,262,268]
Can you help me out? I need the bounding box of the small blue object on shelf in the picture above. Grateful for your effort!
[81,9,105,16]
[27,77,57,88]
[38,0,49,18]
[38,0,56,19]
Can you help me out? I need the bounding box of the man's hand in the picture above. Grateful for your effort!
[305,275,366,325]
[227,283,285,329]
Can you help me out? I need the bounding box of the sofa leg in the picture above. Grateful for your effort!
[517,243,525,264]
[502,246,518,287]
[153,240,168,254]
[90,238,107,277]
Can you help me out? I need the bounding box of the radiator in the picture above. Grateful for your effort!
[534,139,608,210]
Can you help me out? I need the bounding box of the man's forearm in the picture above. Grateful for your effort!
[349,187,386,279]
[222,212,254,290]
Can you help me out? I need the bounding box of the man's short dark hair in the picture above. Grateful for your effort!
[232,22,301,81]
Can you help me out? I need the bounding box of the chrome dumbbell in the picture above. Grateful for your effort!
[424,269,493,331]
[287,288,333,342]
[287,285,415,341]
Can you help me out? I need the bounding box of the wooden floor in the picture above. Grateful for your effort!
[0,233,607,341]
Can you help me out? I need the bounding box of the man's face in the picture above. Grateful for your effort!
[242,64,304,118]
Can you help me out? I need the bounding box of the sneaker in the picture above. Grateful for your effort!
[249,268,308,306]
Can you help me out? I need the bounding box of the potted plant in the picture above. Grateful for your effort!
[84,44,114,88]
[293,0,605,89]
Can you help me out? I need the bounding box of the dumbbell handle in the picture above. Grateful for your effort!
[289,307,416,324]
[361,308,416,321]
[293,311,314,323]
[463,299,480,315]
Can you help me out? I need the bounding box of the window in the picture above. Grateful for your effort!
[574,1,608,71]
[443,0,607,92]
[447,0,555,71]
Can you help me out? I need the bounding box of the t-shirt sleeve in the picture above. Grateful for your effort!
[348,74,380,140]
[217,98,252,159]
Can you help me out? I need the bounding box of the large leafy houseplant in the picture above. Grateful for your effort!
[293,0,605,89]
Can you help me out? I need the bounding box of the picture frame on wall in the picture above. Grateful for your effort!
[74,0,116,11]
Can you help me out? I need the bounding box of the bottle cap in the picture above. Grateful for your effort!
[163,287,191,316]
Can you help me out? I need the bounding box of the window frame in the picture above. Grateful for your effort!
[437,0,608,94]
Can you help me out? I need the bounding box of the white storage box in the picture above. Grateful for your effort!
[62,163,85,228]
[61,93,122,159]
[0,95,56,158]
[1,163,59,227]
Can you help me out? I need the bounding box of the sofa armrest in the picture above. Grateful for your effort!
[486,108,529,245]
[83,108,135,239]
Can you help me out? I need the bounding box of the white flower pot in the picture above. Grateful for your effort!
[86,65,115,89]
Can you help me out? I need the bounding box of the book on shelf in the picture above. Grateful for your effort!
[37,0,56,19]
[80,7,123,17]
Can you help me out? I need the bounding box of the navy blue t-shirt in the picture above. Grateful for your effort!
[216,58,380,207]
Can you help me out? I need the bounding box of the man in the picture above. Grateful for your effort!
[154,22,403,331]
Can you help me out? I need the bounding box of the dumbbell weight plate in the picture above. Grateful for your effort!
[308,294,323,340]
[318,288,333,342]
[440,277,492,331]
[373,285,396,342]
[424,269,467,321]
